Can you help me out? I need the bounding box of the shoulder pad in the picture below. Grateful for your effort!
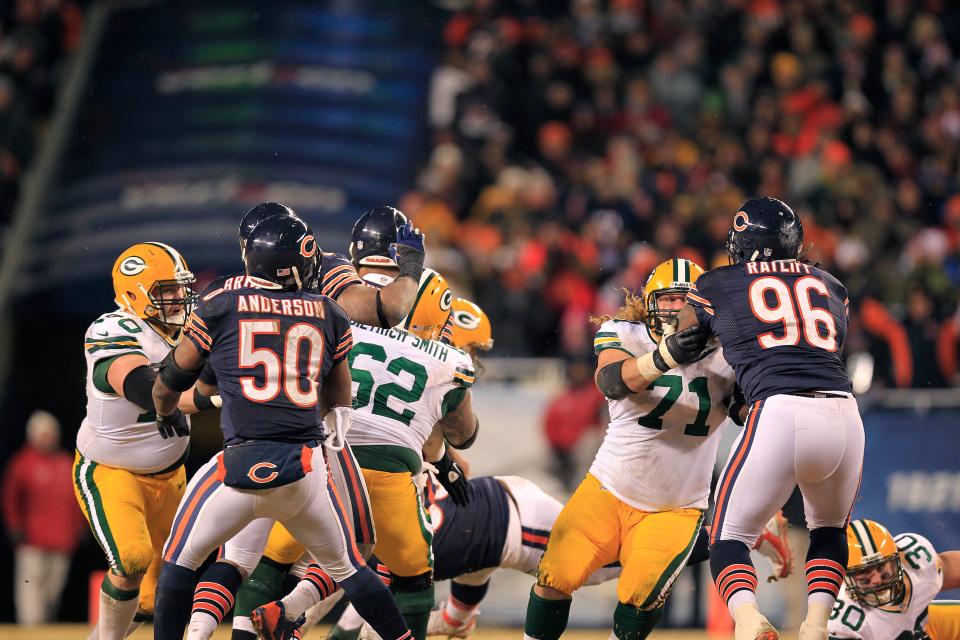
[594,320,632,355]
[85,312,145,356]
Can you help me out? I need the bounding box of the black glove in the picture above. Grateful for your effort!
[434,451,471,507]
[393,223,425,282]
[156,408,190,439]
[663,325,711,365]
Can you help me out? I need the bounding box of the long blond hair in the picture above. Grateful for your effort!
[589,289,646,327]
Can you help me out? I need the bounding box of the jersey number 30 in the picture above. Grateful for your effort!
[749,276,837,351]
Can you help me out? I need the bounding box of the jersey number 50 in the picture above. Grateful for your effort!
[749,276,837,351]
[239,320,324,407]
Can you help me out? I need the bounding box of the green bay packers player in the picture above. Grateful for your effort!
[827,519,960,640]
[524,258,738,640]
[74,243,206,640]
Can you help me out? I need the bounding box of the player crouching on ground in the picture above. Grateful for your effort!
[828,519,960,640]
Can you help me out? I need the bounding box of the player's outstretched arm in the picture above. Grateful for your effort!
[939,550,960,591]
[437,390,478,449]
[153,338,205,438]
[336,277,418,327]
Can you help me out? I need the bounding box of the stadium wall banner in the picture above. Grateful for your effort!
[24,0,438,312]
[853,409,960,551]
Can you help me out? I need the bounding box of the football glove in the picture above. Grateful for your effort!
[394,223,425,281]
[156,408,190,439]
[435,450,471,506]
[663,325,711,365]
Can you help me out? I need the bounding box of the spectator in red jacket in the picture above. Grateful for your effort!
[2,410,84,625]
[542,358,606,491]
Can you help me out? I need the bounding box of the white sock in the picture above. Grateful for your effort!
[281,580,323,620]
[444,594,479,624]
[803,601,832,628]
[186,611,219,640]
[302,590,346,635]
[97,587,140,640]
[336,603,365,631]
[86,619,143,639]
[233,615,255,635]
[726,589,758,615]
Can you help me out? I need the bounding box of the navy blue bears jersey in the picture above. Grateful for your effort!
[686,260,851,402]
[184,275,353,445]
[423,475,510,580]
[311,252,364,300]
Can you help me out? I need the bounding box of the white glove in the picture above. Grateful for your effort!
[323,405,353,451]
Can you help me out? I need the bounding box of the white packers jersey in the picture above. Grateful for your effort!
[829,533,944,640]
[590,319,736,511]
[345,322,475,457]
[77,310,188,474]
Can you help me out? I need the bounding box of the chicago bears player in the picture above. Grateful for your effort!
[238,203,425,328]
[670,197,865,640]
[74,242,205,640]
[523,258,741,640]
[248,281,477,640]
[150,216,412,640]
[828,520,960,640]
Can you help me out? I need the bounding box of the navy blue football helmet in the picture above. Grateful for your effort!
[243,213,319,290]
[726,197,803,263]
[349,205,408,268]
[238,202,301,250]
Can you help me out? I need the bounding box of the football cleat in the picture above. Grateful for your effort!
[251,600,305,640]
[732,603,779,640]
[755,510,794,581]
[427,601,480,639]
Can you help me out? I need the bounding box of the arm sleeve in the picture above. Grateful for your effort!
[319,253,364,300]
[324,298,354,365]
[183,293,229,356]
[593,320,633,356]
[685,279,716,333]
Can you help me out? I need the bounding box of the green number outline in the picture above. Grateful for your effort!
[637,375,713,436]
[896,534,933,570]
[349,342,428,425]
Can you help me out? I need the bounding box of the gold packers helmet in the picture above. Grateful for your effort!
[644,258,705,336]
[112,242,197,330]
[400,268,453,341]
[845,519,904,607]
[450,298,493,352]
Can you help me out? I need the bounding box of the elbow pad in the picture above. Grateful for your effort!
[122,365,158,412]
[158,350,203,392]
[596,360,632,400]
[449,418,479,450]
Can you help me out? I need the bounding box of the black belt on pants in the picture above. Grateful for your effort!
[786,390,848,399]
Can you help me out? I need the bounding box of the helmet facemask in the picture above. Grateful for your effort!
[844,553,905,607]
[144,272,197,329]
[645,287,691,338]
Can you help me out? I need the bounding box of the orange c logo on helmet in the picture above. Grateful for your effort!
[300,236,317,258]
[733,211,750,232]
[247,462,279,484]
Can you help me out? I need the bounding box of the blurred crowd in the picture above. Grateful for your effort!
[0,0,82,228]
[402,0,960,388]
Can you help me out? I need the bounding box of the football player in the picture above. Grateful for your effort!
[828,519,960,639]
[671,197,864,640]
[523,258,740,640]
[150,215,412,640]
[73,243,204,640]
[243,267,477,640]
